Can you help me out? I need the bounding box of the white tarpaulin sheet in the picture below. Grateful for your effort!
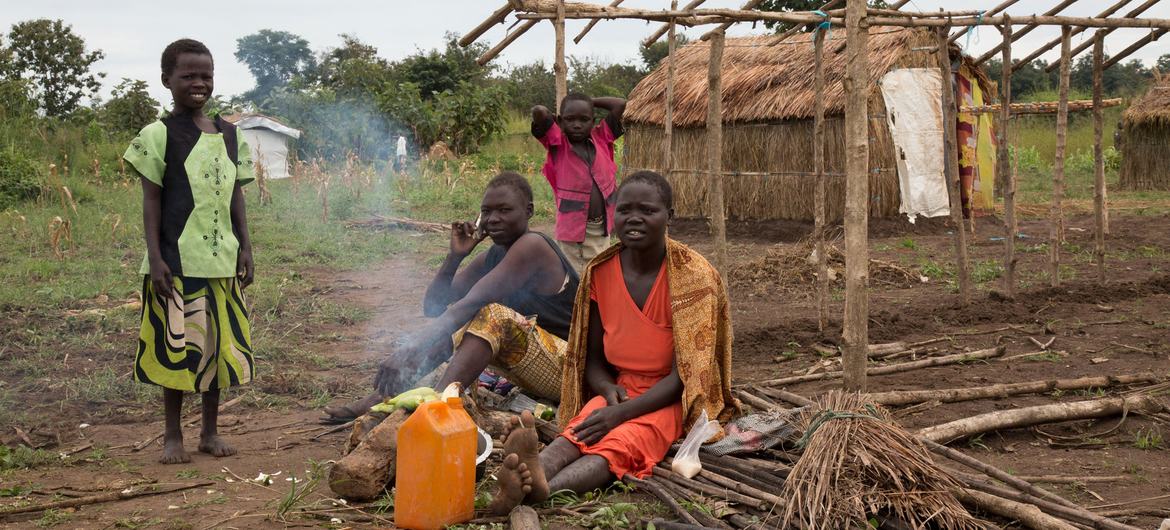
[879,68,950,222]
[241,128,292,179]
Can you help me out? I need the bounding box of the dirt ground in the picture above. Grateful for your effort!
[2,212,1168,529]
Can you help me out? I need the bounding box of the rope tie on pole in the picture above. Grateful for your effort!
[811,9,831,45]
[964,11,985,52]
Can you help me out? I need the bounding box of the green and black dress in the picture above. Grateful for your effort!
[125,114,255,393]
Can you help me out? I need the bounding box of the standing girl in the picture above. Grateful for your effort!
[125,39,255,464]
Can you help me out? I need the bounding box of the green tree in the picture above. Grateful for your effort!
[640,34,691,72]
[235,29,315,103]
[102,78,160,135]
[392,33,492,98]
[313,34,394,98]
[1158,54,1170,73]
[500,61,556,112]
[758,0,888,32]
[568,56,642,98]
[5,19,105,117]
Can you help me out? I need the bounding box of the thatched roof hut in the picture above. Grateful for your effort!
[623,27,996,221]
[1119,77,1170,190]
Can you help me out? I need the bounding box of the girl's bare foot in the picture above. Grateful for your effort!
[504,411,550,503]
[160,435,190,464]
[198,434,237,457]
[489,453,532,516]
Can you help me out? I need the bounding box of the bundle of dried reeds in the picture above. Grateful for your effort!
[780,391,983,530]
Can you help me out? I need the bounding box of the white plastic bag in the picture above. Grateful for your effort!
[670,409,720,479]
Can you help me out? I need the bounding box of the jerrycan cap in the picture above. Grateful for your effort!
[441,382,463,407]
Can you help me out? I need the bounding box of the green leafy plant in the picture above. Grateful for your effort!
[588,502,638,530]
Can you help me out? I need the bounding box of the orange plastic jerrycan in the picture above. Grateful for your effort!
[394,396,477,530]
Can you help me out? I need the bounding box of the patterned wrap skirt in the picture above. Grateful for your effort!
[136,276,254,392]
[452,303,565,401]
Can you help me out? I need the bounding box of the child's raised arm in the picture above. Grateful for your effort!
[591,97,626,119]
[531,104,553,137]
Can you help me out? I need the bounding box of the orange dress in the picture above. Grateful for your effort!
[562,255,684,479]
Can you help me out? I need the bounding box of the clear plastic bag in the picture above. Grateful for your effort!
[670,409,720,479]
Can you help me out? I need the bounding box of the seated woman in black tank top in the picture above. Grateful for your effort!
[324,172,584,422]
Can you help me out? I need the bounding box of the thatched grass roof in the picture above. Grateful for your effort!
[626,27,980,127]
[1122,81,1170,127]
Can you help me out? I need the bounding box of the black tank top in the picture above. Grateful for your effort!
[482,232,579,340]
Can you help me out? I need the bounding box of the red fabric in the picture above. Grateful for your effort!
[536,120,618,243]
[562,255,683,479]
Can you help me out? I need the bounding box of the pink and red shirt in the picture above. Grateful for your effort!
[534,117,622,243]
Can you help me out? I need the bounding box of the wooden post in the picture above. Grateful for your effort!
[1050,25,1071,288]
[814,28,829,333]
[938,27,972,305]
[573,0,624,44]
[842,0,868,392]
[1093,31,1106,282]
[554,0,568,111]
[707,30,727,277]
[999,16,1016,299]
[664,0,677,174]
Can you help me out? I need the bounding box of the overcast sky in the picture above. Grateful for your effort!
[4,0,1169,107]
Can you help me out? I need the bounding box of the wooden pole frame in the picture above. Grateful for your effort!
[707,30,728,278]
[842,0,868,392]
[1050,25,1072,288]
[1093,31,1107,282]
[554,0,568,111]
[664,0,677,174]
[1011,0,1135,72]
[976,0,1079,65]
[999,15,1017,299]
[1043,0,1161,73]
[573,0,624,44]
[948,0,1021,45]
[814,27,828,333]
[938,26,972,305]
[642,0,706,47]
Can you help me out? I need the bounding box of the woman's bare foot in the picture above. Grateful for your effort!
[322,393,383,423]
[504,411,550,503]
[198,434,237,457]
[489,453,532,516]
[160,435,190,464]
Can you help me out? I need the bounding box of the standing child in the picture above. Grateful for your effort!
[531,94,626,272]
[125,39,255,464]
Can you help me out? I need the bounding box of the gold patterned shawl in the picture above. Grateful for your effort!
[558,238,740,440]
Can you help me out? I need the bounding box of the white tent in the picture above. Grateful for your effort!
[224,114,302,180]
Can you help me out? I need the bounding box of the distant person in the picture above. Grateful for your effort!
[124,39,256,464]
[396,135,408,172]
[486,171,738,515]
[323,172,579,422]
[531,93,626,272]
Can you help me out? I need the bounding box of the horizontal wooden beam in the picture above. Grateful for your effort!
[948,0,1020,44]
[960,98,1123,115]
[975,0,1079,64]
[476,19,539,65]
[1043,0,1162,73]
[573,0,624,44]
[461,3,515,47]
[1012,0,1136,72]
[1102,28,1168,70]
[513,7,1170,30]
[700,0,764,42]
[642,0,705,47]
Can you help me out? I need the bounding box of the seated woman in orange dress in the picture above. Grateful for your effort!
[490,171,738,514]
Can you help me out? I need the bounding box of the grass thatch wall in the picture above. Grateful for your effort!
[1120,83,1170,190]
[624,28,987,221]
[624,92,898,221]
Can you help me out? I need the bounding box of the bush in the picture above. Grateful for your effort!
[0,149,41,209]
